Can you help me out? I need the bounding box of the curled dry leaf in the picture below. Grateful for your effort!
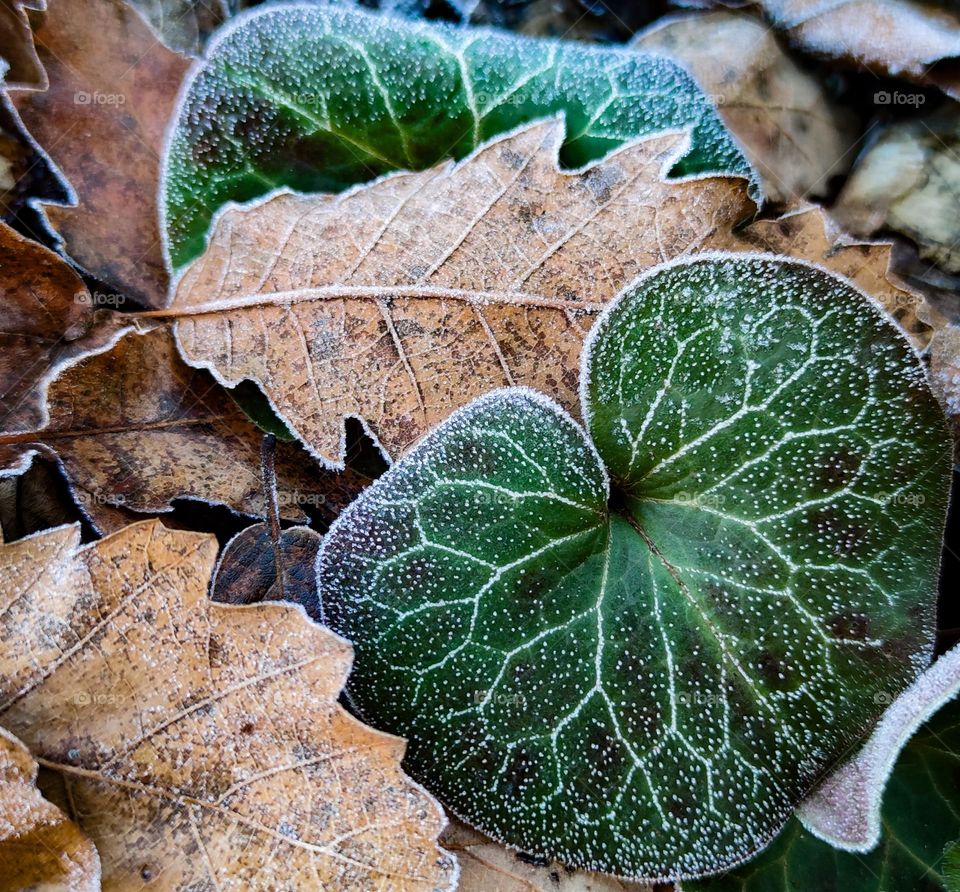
[798,642,960,851]
[0,326,370,533]
[0,222,131,434]
[166,118,924,465]
[441,819,654,892]
[757,0,960,97]
[211,522,323,620]
[0,520,458,890]
[0,725,100,891]
[634,11,859,204]
[9,0,189,308]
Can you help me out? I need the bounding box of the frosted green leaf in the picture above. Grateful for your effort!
[160,3,751,269]
[316,255,951,881]
[686,698,960,892]
[945,838,960,891]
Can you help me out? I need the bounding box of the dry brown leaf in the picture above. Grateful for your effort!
[0,222,131,434]
[167,120,752,463]
[0,0,45,90]
[0,519,458,890]
[0,326,370,532]
[9,0,189,308]
[757,0,960,97]
[441,819,656,892]
[211,522,323,618]
[634,11,859,204]
[0,725,100,891]
[164,118,922,465]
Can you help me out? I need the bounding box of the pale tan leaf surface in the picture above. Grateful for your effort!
[0,326,370,533]
[0,725,100,891]
[441,819,655,892]
[9,0,190,308]
[0,223,131,437]
[168,119,753,464]
[758,0,960,97]
[634,11,859,204]
[167,118,924,465]
[0,520,457,891]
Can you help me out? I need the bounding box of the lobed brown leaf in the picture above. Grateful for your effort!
[0,520,457,890]
[0,326,370,532]
[9,0,189,308]
[168,118,923,465]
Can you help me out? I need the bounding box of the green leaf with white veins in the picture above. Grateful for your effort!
[161,3,751,269]
[317,255,951,881]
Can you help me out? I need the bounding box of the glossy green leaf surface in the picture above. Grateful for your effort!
[687,698,960,892]
[161,3,751,269]
[317,256,951,881]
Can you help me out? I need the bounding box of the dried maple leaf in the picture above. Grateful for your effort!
[0,519,458,890]
[0,326,370,533]
[0,725,100,890]
[634,11,859,204]
[9,0,189,308]
[163,118,922,465]
[0,223,130,434]
[757,0,960,98]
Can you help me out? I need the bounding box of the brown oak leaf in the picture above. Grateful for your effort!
[161,119,923,465]
[9,0,190,308]
[0,0,45,90]
[0,326,371,533]
[0,725,100,891]
[0,222,131,434]
[0,519,458,890]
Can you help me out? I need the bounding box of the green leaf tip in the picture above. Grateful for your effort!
[317,254,951,882]
[160,2,752,271]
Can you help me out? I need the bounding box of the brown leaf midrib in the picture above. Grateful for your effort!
[136,284,606,320]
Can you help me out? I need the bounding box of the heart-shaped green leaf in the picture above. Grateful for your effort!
[161,3,751,269]
[317,255,951,881]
